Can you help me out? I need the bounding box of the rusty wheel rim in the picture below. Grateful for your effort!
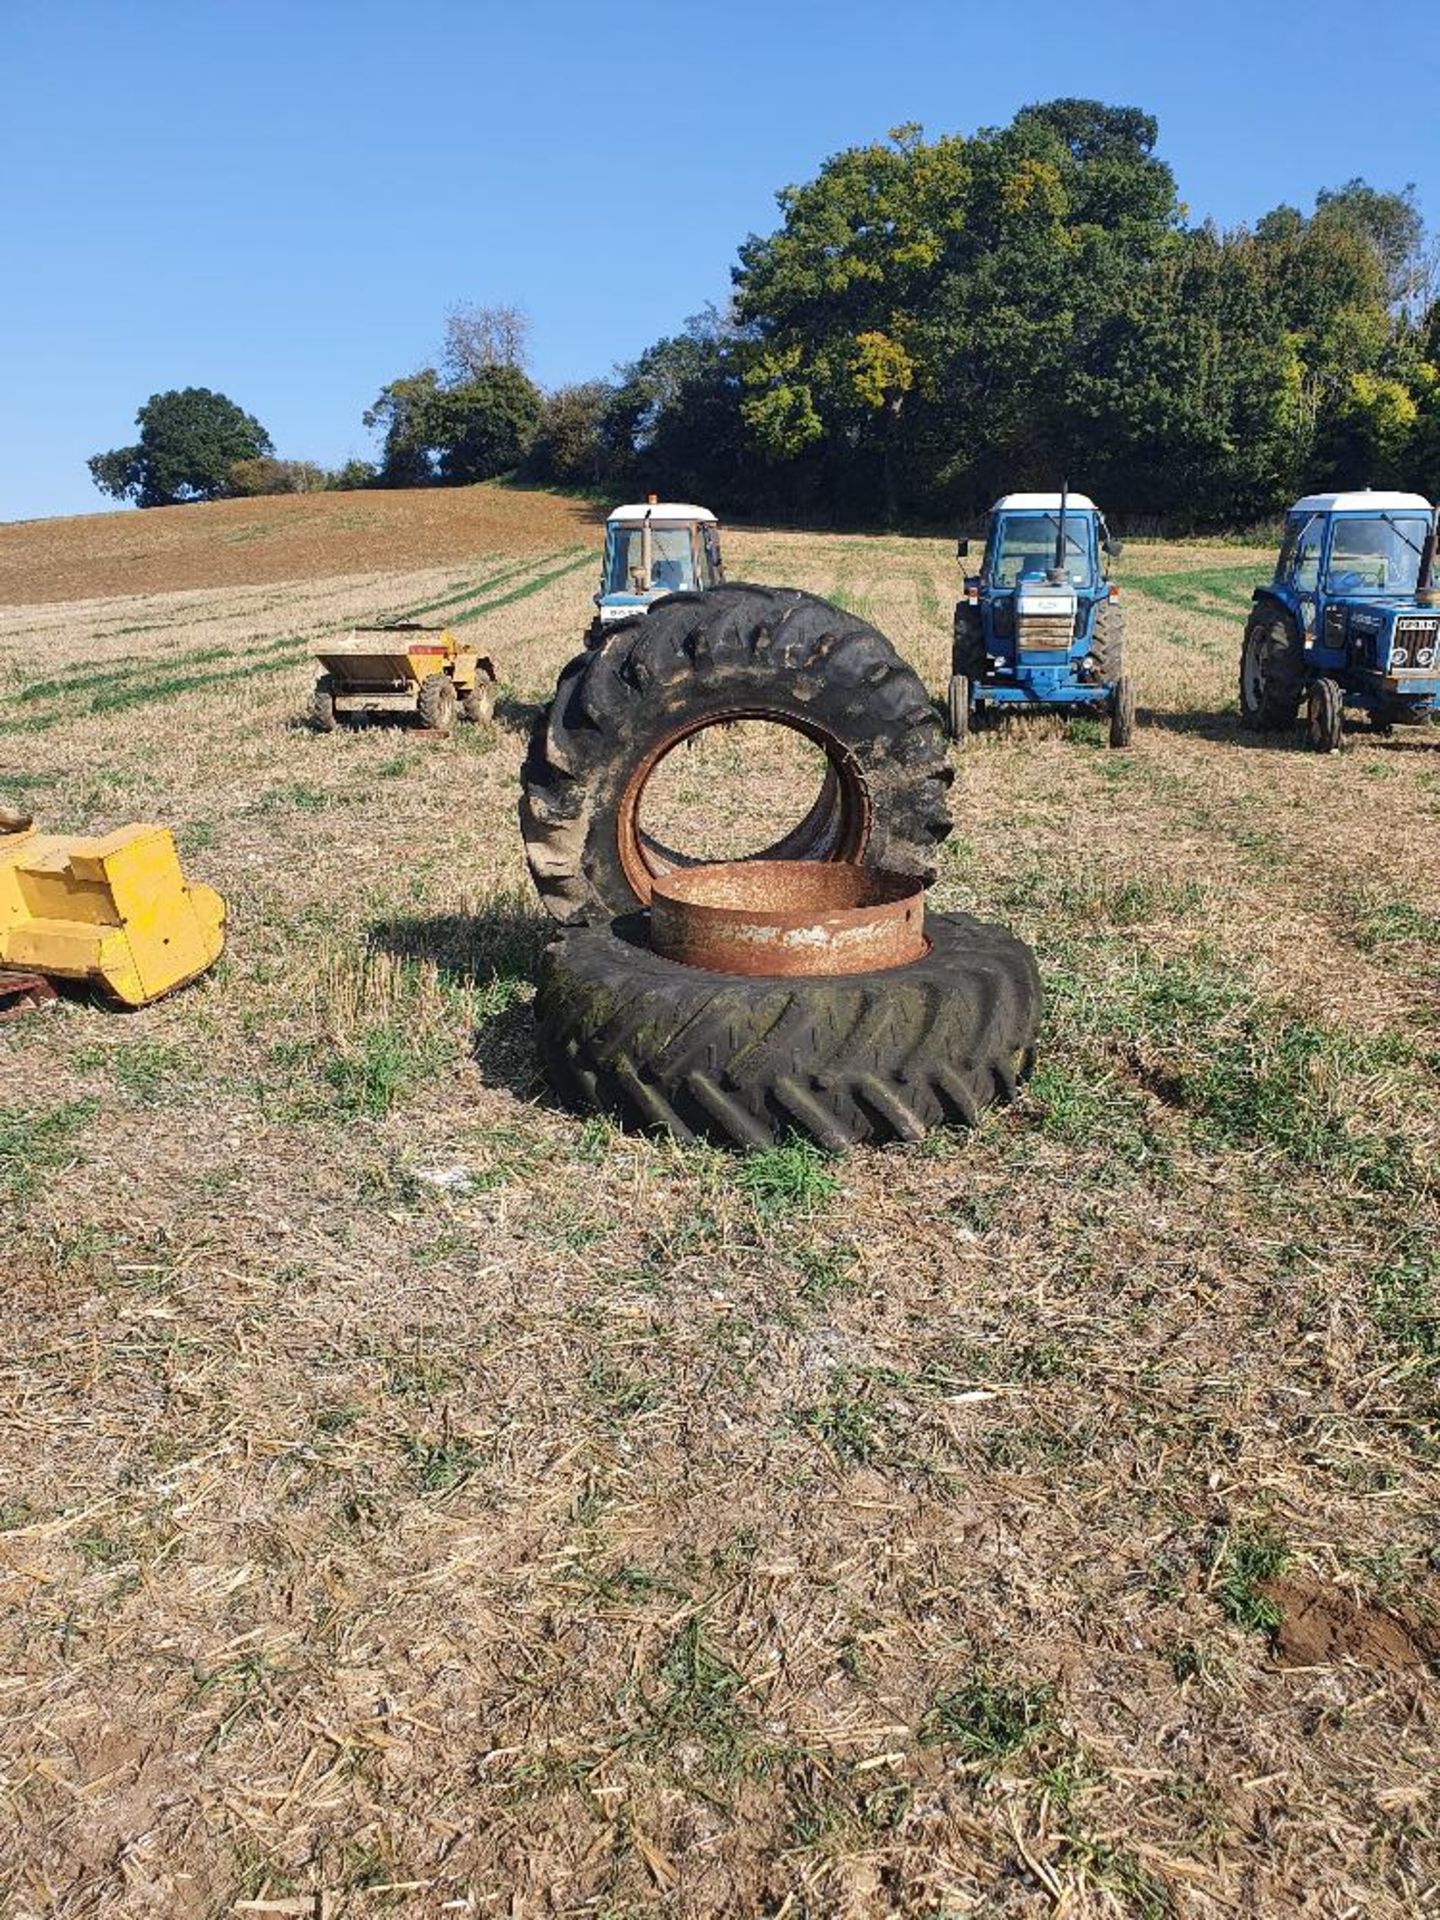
[615,708,872,905]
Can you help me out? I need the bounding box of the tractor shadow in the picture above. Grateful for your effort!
[1147,708,1432,753]
[365,896,556,1104]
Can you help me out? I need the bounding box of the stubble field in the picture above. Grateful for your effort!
[1,489,1438,1919]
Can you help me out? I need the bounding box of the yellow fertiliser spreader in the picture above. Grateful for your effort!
[310,625,497,735]
[0,810,226,1011]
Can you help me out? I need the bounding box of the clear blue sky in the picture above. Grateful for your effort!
[4,0,1438,523]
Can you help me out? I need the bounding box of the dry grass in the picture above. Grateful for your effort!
[1,505,1439,1918]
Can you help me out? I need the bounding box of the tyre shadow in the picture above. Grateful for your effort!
[365,896,555,1102]
[494,693,545,736]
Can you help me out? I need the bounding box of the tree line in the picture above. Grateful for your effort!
[90,100,1440,531]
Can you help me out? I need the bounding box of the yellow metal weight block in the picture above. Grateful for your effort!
[0,824,226,1008]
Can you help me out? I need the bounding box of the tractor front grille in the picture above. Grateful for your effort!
[1015,609,1077,652]
[1392,618,1440,669]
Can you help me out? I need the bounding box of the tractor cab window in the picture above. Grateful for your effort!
[1325,514,1430,595]
[603,525,697,596]
[990,514,1090,588]
[701,523,723,585]
[1291,517,1324,592]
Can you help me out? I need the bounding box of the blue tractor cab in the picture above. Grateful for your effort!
[1239,490,1440,751]
[948,489,1133,748]
[585,499,724,646]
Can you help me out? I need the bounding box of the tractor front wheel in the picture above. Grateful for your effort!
[309,674,338,733]
[946,674,970,746]
[1109,675,1136,749]
[1306,677,1344,753]
[1239,609,1304,731]
[417,672,458,735]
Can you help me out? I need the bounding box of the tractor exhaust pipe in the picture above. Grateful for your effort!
[1418,508,1439,608]
[1050,479,1069,585]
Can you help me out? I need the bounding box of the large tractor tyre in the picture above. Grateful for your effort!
[1239,608,1304,732]
[952,602,987,681]
[1090,595,1126,681]
[1306,676,1344,753]
[309,673,338,733]
[521,584,954,926]
[417,672,458,735]
[535,910,1042,1151]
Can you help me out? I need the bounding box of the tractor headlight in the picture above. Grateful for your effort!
[1392,646,1409,666]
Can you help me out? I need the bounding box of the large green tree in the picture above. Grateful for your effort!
[88,388,273,507]
[363,363,543,485]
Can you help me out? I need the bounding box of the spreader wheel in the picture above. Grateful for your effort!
[417,672,458,735]
[461,681,495,724]
[1109,675,1136,749]
[946,674,970,747]
[1306,677,1344,753]
[309,674,338,733]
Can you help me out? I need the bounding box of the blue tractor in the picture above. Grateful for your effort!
[947,489,1133,749]
[1239,490,1440,751]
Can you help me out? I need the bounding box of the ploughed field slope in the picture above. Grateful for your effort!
[1,505,1438,1919]
[0,482,604,605]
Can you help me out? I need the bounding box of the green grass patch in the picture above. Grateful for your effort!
[921,1670,1058,1769]
[0,1099,99,1203]
[1126,565,1261,619]
[449,548,596,626]
[736,1137,840,1220]
[1214,1525,1288,1634]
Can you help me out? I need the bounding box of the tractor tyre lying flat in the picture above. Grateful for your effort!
[1239,607,1304,731]
[535,910,1041,1150]
[520,584,954,926]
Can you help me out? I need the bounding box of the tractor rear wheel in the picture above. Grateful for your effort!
[1239,608,1304,731]
[946,674,970,746]
[309,674,338,733]
[521,584,954,926]
[1306,676,1344,753]
[461,681,495,724]
[1090,595,1126,681]
[417,672,457,735]
[536,909,1041,1150]
[952,602,987,681]
[1109,675,1136,748]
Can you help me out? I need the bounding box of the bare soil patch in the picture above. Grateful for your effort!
[0,484,604,606]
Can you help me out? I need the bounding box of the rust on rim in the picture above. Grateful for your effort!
[649,860,925,977]
[614,707,871,904]
[0,970,58,1023]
